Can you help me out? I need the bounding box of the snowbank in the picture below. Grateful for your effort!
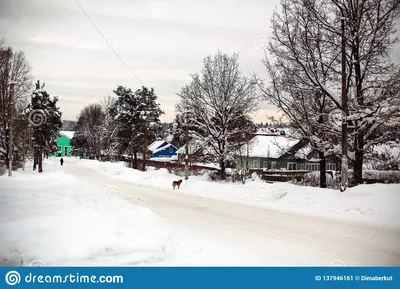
[0,160,173,266]
[80,159,400,229]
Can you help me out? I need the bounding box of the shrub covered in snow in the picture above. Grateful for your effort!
[302,171,336,188]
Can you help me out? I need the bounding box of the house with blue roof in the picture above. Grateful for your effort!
[148,140,178,160]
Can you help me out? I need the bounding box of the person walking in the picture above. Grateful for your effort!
[60,157,64,166]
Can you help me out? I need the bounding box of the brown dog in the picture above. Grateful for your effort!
[172,179,182,190]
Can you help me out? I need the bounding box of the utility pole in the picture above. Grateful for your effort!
[8,82,15,177]
[340,15,348,192]
[184,110,189,180]
[143,124,147,171]
[22,125,26,171]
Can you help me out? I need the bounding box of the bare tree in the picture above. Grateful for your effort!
[308,0,400,185]
[100,95,119,161]
[259,0,400,187]
[177,51,259,178]
[0,39,33,172]
[257,0,341,188]
[71,104,106,160]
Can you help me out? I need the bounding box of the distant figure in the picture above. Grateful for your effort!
[60,157,64,166]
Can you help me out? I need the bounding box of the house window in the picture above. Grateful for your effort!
[262,161,268,169]
[169,147,173,153]
[64,146,68,156]
[253,159,258,169]
[287,162,297,170]
[271,161,277,170]
[309,164,320,171]
[326,163,336,171]
[298,163,305,170]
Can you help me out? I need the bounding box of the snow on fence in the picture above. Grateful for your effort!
[120,157,218,176]
[251,169,400,185]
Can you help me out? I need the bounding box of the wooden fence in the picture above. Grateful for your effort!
[120,157,218,175]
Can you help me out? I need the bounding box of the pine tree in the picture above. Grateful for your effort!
[26,80,62,172]
[135,86,164,171]
[110,86,143,168]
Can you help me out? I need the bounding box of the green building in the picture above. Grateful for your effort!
[51,131,75,157]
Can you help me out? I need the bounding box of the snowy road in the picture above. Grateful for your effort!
[63,160,400,266]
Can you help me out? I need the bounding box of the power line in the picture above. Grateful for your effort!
[75,0,145,86]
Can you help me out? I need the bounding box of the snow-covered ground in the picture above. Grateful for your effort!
[0,159,264,266]
[0,161,174,266]
[1,157,399,266]
[79,158,400,229]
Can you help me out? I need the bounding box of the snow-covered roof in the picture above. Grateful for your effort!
[59,131,75,139]
[148,140,177,153]
[295,144,314,159]
[152,143,173,154]
[241,135,300,158]
[148,140,166,152]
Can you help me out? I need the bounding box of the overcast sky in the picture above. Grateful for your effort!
[1,0,399,123]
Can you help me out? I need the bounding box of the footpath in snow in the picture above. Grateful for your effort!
[79,158,400,230]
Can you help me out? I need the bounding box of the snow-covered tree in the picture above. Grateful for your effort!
[110,86,143,168]
[71,103,105,160]
[259,0,400,187]
[26,80,62,172]
[135,86,164,170]
[100,95,118,161]
[110,85,163,170]
[0,39,33,172]
[256,0,340,188]
[177,51,259,178]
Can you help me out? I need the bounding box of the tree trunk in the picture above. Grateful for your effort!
[33,148,38,171]
[22,132,26,171]
[353,30,364,187]
[130,149,136,169]
[319,151,327,188]
[143,127,147,172]
[220,160,226,180]
[134,151,138,169]
[354,133,364,185]
[38,149,43,173]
